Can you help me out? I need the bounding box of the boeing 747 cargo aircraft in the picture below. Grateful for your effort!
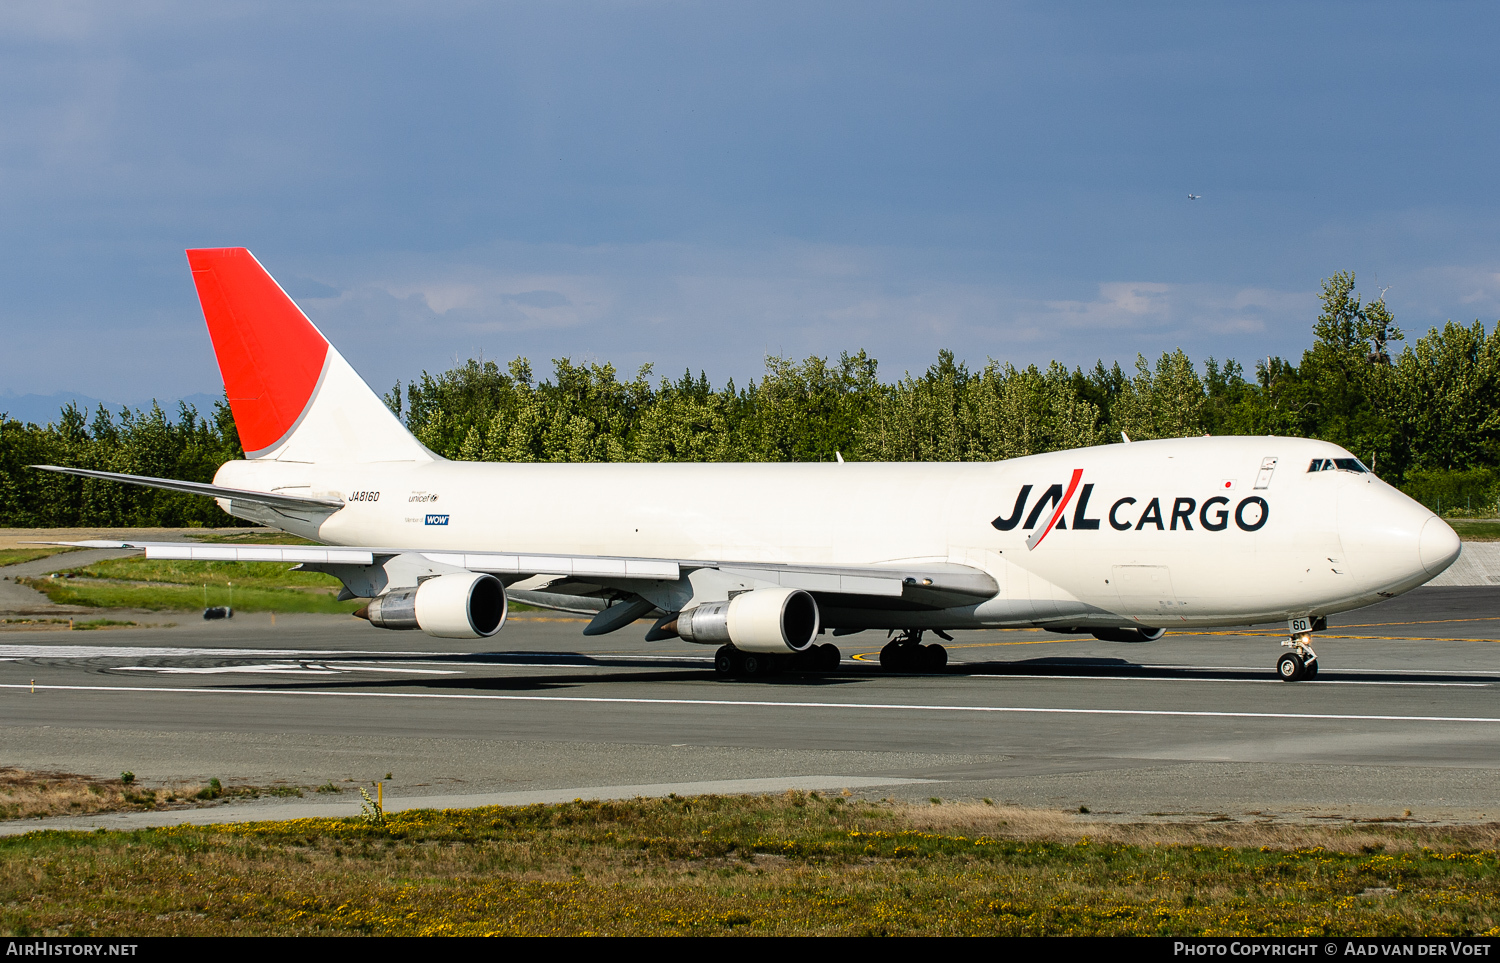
[38,248,1462,682]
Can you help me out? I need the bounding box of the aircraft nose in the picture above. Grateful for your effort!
[1419,515,1461,576]
[1337,478,1449,591]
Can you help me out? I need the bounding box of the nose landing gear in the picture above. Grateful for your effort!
[1276,616,1325,682]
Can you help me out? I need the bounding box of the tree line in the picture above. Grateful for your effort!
[3,272,1497,527]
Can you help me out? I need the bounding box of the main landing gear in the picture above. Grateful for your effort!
[1276,617,1325,682]
[879,629,948,672]
[714,643,841,678]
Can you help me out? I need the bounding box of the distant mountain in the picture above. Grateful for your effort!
[0,392,225,428]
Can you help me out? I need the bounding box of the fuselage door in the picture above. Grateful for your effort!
[1111,564,1178,616]
[1253,457,1278,490]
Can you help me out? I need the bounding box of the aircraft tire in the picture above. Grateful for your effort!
[714,646,737,677]
[818,643,841,670]
[741,652,766,676]
[881,641,943,672]
[1277,652,1304,682]
[1304,659,1319,679]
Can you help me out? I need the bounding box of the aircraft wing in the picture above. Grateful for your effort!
[35,466,999,609]
[55,538,998,609]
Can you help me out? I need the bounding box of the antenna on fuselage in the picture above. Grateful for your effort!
[1120,431,1132,443]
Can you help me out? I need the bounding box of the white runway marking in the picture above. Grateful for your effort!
[5,682,1500,725]
[969,673,1487,688]
[0,646,707,665]
[330,658,708,670]
[1111,663,1500,678]
[0,645,455,659]
[324,664,463,675]
[113,663,463,676]
[114,664,341,675]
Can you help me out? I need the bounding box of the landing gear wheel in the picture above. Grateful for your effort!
[880,637,945,672]
[818,643,841,670]
[1278,627,1320,682]
[880,641,923,671]
[740,652,765,677]
[714,646,737,677]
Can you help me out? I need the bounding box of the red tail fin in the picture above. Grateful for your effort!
[187,248,330,455]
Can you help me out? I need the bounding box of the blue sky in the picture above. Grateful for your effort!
[2,1,1498,417]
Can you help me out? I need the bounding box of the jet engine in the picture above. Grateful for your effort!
[356,572,508,639]
[1090,627,1166,643]
[676,587,820,654]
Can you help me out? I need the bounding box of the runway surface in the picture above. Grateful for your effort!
[3,585,1498,831]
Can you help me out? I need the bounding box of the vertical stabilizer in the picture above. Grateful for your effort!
[187,248,432,464]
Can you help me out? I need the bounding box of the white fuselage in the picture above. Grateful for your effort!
[216,434,1457,630]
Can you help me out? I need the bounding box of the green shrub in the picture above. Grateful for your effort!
[1400,467,1500,517]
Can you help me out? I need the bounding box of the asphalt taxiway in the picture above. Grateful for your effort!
[2,585,1498,831]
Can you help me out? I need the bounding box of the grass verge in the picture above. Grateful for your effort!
[180,531,320,545]
[1449,519,1500,541]
[20,557,361,614]
[53,557,345,591]
[21,556,542,614]
[20,578,363,614]
[2,793,1498,936]
[0,547,78,568]
[0,617,149,631]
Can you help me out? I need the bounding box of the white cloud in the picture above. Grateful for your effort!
[1415,265,1500,316]
[1012,281,1305,355]
[345,267,614,336]
[1040,282,1173,330]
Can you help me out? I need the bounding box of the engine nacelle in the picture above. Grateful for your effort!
[677,587,820,654]
[1091,627,1166,643]
[358,572,508,639]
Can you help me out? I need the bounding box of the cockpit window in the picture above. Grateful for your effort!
[1307,458,1370,473]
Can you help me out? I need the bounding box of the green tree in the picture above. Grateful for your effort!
[1109,350,1206,441]
[1296,272,1404,469]
[1391,320,1500,473]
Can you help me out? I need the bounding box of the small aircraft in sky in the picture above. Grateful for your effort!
[38,249,1461,682]
[1188,193,1201,200]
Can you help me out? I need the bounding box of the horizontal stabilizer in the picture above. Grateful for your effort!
[31,465,344,513]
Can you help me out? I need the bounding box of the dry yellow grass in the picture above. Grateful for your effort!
[0,768,302,821]
[3,792,1498,936]
[902,802,1500,853]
